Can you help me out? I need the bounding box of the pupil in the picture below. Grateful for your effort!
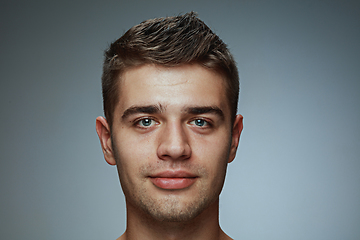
[142,119,151,126]
[196,119,205,126]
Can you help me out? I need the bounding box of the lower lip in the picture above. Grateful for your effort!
[150,177,196,190]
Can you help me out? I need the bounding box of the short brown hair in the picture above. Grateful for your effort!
[101,12,239,128]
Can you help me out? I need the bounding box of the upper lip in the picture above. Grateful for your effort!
[150,170,197,178]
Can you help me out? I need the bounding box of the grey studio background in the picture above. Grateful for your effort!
[1,0,359,239]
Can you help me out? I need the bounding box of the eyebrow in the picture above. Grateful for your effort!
[121,104,165,119]
[121,104,224,120]
[184,106,224,119]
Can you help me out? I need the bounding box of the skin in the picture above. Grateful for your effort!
[96,64,243,240]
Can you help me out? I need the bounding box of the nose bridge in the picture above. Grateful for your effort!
[157,119,191,160]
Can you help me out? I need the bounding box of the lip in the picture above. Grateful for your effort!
[149,170,197,190]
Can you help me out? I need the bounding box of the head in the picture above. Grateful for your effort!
[101,12,239,129]
[96,12,243,223]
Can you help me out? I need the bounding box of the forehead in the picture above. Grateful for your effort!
[116,64,230,116]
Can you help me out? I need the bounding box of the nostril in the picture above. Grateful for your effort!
[157,123,192,160]
[158,144,191,160]
[157,140,191,161]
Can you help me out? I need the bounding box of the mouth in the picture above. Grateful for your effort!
[149,170,198,190]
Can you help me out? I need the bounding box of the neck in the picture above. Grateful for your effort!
[118,199,232,240]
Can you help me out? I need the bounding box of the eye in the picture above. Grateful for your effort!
[136,118,156,128]
[190,119,209,127]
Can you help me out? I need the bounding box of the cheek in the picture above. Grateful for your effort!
[113,133,155,182]
[195,127,231,155]
[192,133,231,177]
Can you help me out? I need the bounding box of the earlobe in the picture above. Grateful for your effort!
[228,114,243,163]
[95,116,117,165]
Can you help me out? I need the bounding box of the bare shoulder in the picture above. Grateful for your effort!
[116,233,126,240]
[220,230,234,240]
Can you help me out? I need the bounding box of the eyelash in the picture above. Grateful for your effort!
[132,117,213,129]
[133,117,158,129]
[189,118,212,128]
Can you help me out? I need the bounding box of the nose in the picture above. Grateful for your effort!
[157,121,191,161]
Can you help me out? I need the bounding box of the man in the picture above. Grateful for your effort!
[96,12,243,240]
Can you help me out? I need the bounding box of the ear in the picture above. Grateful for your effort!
[228,114,243,163]
[95,116,116,165]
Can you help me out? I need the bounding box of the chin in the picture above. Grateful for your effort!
[137,188,218,222]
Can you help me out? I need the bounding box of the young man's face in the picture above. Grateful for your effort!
[96,64,242,222]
